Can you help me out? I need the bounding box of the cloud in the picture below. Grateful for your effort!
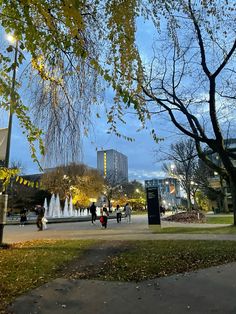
[129,169,165,182]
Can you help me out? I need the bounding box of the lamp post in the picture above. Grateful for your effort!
[5,35,18,168]
[0,34,18,244]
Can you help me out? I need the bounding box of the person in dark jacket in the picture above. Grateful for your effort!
[116,205,122,223]
[19,208,27,227]
[90,202,97,224]
[35,205,45,231]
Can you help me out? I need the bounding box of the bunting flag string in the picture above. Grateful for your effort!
[0,167,40,190]
[0,167,19,191]
[15,175,40,189]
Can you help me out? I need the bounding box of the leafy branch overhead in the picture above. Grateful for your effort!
[0,167,19,190]
[0,0,142,165]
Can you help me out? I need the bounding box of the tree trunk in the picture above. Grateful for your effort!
[229,177,236,226]
[108,199,111,212]
[187,189,192,211]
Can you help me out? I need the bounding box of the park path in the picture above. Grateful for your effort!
[3,215,236,243]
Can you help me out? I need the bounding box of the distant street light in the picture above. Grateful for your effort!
[170,164,175,171]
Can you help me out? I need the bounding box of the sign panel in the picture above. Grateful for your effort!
[146,187,161,225]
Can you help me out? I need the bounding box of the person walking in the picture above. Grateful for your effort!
[125,203,132,223]
[90,202,97,224]
[19,207,27,227]
[116,204,122,223]
[101,206,109,229]
[35,205,45,231]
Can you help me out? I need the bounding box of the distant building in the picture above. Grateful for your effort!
[97,149,128,185]
[145,177,181,208]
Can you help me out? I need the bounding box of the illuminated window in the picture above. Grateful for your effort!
[104,152,107,177]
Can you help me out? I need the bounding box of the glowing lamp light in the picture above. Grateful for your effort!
[6,33,17,43]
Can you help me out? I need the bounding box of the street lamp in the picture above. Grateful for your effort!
[0,34,18,244]
[170,164,175,171]
[5,34,19,168]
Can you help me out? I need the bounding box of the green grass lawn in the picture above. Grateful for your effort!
[132,210,147,215]
[0,239,95,313]
[153,225,236,234]
[206,216,233,224]
[94,240,236,282]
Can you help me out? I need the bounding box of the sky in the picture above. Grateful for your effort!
[8,93,173,181]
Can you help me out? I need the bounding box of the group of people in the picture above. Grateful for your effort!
[18,205,47,230]
[115,203,132,223]
[19,202,132,231]
[90,202,109,228]
[89,202,132,229]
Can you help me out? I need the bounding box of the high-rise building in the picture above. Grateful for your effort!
[97,149,128,185]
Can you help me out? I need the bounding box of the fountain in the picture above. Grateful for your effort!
[44,197,48,216]
[69,196,74,216]
[45,193,92,220]
[63,198,69,217]
[48,194,55,217]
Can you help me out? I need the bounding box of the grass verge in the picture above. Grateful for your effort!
[206,216,233,224]
[94,240,236,282]
[0,239,95,313]
[153,225,236,234]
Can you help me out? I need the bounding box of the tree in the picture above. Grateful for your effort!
[110,1,236,224]
[162,139,197,210]
[41,163,104,205]
[102,171,125,211]
[104,180,146,210]
[193,160,226,212]
[0,0,140,164]
[122,180,146,211]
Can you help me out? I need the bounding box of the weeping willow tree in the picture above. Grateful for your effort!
[0,0,142,166]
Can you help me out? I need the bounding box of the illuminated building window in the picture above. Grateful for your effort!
[104,152,107,177]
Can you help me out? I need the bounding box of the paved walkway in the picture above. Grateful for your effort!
[8,262,236,314]
[3,215,236,243]
[5,215,236,313]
